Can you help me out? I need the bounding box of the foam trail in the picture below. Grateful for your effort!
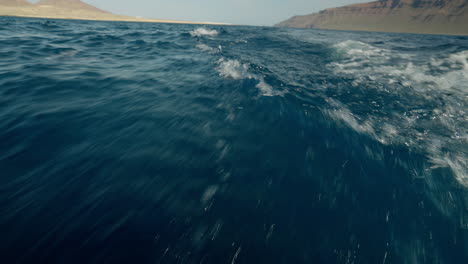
[215,58,278,97]
[328,41,468,187]
[331,41,468,91]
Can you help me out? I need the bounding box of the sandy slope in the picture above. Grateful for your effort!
[277,0,468,35]
[0,0,225,25]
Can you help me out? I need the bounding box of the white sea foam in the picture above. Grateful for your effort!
[326,97,467,186]
[334,40,387,59]
[190,28,219,37]
[196,44,221,54]
[328,41,468,187]
[216,58,250,79]
[256,77,275,97]
[331,40,468,92]
[215,58,279,97]
[325,99,376,135]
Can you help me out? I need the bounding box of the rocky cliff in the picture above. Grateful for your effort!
[276,0,468,35]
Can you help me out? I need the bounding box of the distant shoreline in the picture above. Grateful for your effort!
[281,25,468,37]
[0,14,230,26]
[0,1,230,26]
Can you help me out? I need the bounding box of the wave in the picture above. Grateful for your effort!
[215,58,277,97]
[121,32,145,38]
[190,28,219,37]
[196,44,222,54]
[86,34,124,45]
[331,40,468,91]
[45,50,78,60]
[192,36,279,97]
[216,58,250,79]
[328,40,468,186]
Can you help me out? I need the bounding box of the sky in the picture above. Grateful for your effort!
[77,0,371,26]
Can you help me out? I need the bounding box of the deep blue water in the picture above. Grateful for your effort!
[0,16,467,263]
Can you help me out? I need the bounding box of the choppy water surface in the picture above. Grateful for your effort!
[0,17,467,263]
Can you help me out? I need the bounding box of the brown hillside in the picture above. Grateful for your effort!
[36,0,108,14]
[0,0,225,24]
[0,0,30,6]
[277,0,468,35]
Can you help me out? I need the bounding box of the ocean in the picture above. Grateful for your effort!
[0,16,467,263]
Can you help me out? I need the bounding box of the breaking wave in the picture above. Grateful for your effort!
[329,40,468,187]
[195,43,222,54]
[215,58,276,96]
[190,27,219,37]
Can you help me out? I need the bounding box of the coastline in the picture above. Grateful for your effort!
[0,8,229,25]
[279,24,468,37]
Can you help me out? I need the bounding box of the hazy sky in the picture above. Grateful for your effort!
[77,0,370,26]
